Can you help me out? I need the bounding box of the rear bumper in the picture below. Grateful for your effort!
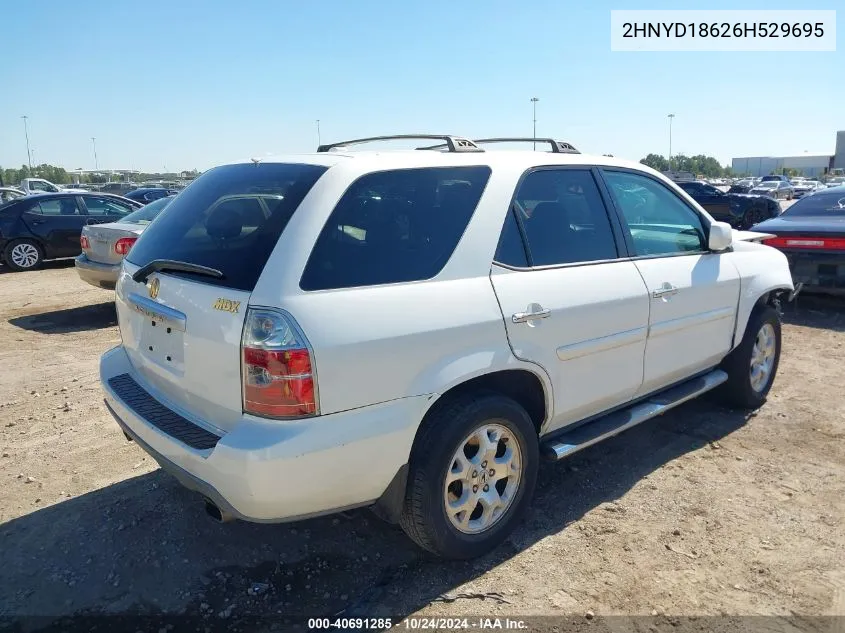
[75,254,119,289]
[100,346,429,522]
[786,251,845,295]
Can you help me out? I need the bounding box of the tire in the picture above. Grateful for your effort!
[3,239,43,272]
[399,393,539,559]
[718,305,781,409]
[743,206,767,229]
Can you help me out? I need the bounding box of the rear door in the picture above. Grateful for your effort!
[114,162,327,433]
[601,169,741,395]
[21,196,87,257]
[490,167,650,432]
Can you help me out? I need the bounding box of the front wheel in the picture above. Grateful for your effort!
[399,394,538,559]
[743,206,768,229]
[718,305,781,409]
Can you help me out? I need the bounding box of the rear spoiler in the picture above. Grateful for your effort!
[732,230,775,243]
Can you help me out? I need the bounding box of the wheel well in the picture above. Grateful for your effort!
[423,370,547,436]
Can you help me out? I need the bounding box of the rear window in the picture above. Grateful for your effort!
[782,190,845,217]
[300,166,491,291]
[126,163,327,291]
[120,196,174,225]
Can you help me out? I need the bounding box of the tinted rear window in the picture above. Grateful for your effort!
[126,163,327,291]
[120,196,174,225]
[300,166,491,290]
[782,190,845,217]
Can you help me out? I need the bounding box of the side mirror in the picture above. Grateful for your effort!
[708,221,733,251]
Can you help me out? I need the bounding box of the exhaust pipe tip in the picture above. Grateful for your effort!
[205,499,234,523]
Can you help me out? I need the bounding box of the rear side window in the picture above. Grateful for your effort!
[126,163,327,291]
[511,169,619,266]
[300,166,491,290]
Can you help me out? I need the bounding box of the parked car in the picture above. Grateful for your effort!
[76,196,175,289]
[99,134,793,559]
[825,177,845,189]
[100,182,140,195]
[19,177,86,195]
[676,180,780,228]
[124,187,179,203]
[728,178,757,194]
[761,175,791,183]
[749,181,794,200]
[0,193,142,271]
[752,186,845,296]
[0,187,26,203]
[792,180,824,198]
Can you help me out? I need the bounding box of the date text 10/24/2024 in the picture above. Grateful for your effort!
[307,617,529,630]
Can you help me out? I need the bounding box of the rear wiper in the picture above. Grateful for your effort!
[131,259,224,284]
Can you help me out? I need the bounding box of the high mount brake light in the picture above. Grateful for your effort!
[241,308,318,418]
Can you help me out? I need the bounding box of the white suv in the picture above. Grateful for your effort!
[100,135,795,559]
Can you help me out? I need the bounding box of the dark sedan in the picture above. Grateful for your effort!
[0,193,142,271]
[728,178,757,194]
[124,187,179,203]
[676,180,780,229]
[753,186,845,296]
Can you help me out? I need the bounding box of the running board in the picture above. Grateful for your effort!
[541,369,728,461]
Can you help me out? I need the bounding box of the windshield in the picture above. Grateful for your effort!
[119,196,174,225]
[125,162,327,291]
[781,190,845,217]
[757,182,778,189]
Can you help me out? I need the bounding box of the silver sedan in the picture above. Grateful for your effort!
[75,196,174,289]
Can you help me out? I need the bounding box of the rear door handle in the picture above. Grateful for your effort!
[652,282,680,299]
[512,307,551,323]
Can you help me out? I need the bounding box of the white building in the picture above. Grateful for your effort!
[732,130,844,178]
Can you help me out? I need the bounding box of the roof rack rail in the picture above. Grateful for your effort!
[317,135,484,153]
[417,137,580,154]
[473,138,580,154]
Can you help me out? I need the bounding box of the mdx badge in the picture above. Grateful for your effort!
[213,298,241,314]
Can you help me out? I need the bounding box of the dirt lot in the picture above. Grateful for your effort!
[0,260,843,631]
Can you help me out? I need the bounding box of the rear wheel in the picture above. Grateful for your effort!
[3,239,43,272]
[399,393,538,559]
[718,305,781,409]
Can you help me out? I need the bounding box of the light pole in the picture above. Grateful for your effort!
[316,119,321,147]
[667,114,675,171]
[21,116,33,172]
[530,97,539,150]
[91,137,99,171]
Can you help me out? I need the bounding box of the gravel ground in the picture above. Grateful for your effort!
[0,260,842,632]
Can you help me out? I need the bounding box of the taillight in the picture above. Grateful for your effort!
[241,308,318,418]
[114,237,138,255]
[763,236,845,250]
[80,235,90,249]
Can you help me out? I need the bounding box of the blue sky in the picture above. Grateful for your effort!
[0,0,841,173]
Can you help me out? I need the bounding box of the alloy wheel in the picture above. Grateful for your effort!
[750,323,777,392]
[443,423,523,534]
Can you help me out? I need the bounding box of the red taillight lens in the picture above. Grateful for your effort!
[763,236,845,250]
[241,308,318,418]
[114,237,138,255]
[80,235,90,249]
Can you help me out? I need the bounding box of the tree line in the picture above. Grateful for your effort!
[639,153,734,177]
[0,164,199,187]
